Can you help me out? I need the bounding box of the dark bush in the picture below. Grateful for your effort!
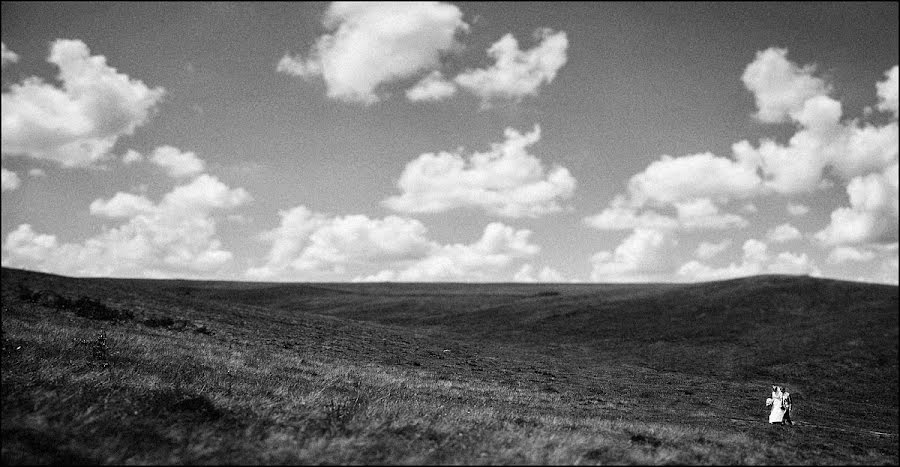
[143,317,177,328]
[70,297,133,322]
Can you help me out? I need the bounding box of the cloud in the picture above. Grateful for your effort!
[405,71,457,102]
[583,201,679,231]
[383,124,576,218]
[277,1,468,104]
[590,228,677,282]
[733,59,898,195]
[249,207,539,281]
[587,49,896,284]
[827,246,876,264]
[454,28,568,106]
[585,151,757,233]
[2,167,21,191]
[583,196,748,231]
[28,168,45,177]
[2,173,250,278]
[1,39,164,166]
[814,162,898,246]
[149,146,206,178]
[1,42,19,67]
[121,149,143,164]
[766,223,802,243]
[627,153,762,206]
[740,47,830,123]
[695,239,732,260]
[786,202,809,216]
[513,264,567,283]
[877,65,899,118]
[678,238,819,281]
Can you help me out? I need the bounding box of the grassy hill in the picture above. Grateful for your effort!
[2,267,897,464]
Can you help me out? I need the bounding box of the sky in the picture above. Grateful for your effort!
[1,1,898,284]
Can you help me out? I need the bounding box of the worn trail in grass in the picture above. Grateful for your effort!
[2,268,897,464]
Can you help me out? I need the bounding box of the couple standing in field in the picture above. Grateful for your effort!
[767,385,794,426]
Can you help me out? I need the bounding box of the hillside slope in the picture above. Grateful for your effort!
[2,267,897,464]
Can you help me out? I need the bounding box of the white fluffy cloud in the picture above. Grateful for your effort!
[1,39,164,166]
[248,206,539,281]
[405,71,458,102]
[384,125,576,218]
[733,54,899,195]
[454,28,568,105]
[627,152,763,206]
[1,42,19,67]
[122,149,143,164]
[678,238,819,281]
[584,196,748,231]
[590,228,677,282]
[585,151,757,233]
[766,223,802,243]
[2,173,250,278]
[695,239,732,260]
[2,167,21,191]
[814,162,899,246]
[740,47,830,123]
[827,246,876,264]
[277,1,468,104]
[588,50,897,284]
[877,65,899,118]
[149,146,206,178]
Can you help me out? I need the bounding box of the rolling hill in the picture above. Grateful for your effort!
[2,267,897,464]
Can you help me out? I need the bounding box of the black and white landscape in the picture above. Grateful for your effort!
[1,2,898,465]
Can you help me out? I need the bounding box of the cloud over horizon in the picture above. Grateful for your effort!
[384,125,576,218]
[247,206,540,282]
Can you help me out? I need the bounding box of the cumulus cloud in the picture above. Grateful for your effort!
[149,146,206,178]
[121,149,143,164]
[627,152,763,206]
[741,47,830,123]
[584,152,756,233]
[277,1,468,104]
[827,246,876,264]
[454,28,568,106]
[249,207,539,281]
[2,167,21,191]
[814,162,898,246]
[2,173,250,278]
[383,125,576,218]
[584,196,748,231]
[1,42,19,67]
[583,201,678,231]
[766,223,802,243]
[678,238,819,281]
[405,71,457,102]
[877,65,899,118]
[695,239,732,260]
[733,56,898,195]
[1,39,164,166]
[589,228,678,282]
[585,48,896,283]
[786,202,810,216]
[28,168,45,177]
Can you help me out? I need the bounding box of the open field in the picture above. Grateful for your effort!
[2,267,897,464]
